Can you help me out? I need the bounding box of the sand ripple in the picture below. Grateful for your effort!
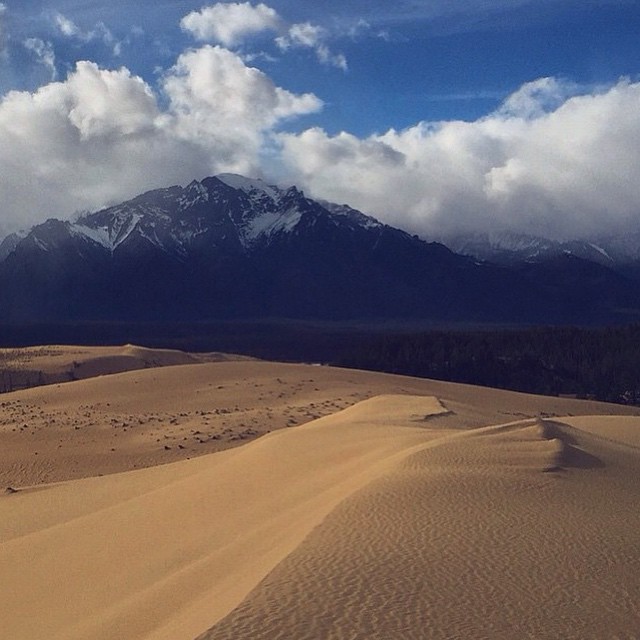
[201,419,640,640]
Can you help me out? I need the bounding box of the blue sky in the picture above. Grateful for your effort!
[1,1,639,240]
[4,0,639,133]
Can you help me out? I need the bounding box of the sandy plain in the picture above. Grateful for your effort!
[1,345,639,639]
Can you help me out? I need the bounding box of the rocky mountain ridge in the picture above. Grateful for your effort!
[1,174,638,325]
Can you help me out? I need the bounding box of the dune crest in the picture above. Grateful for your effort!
[203,416,640,640]
[2,359,636,487]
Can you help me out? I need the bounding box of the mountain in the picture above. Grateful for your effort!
[0,230,28,262]
[438,231,621,267]
[0,174,639,325]
[437,229,640,270]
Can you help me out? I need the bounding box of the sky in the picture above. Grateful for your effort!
[0,0,639,241]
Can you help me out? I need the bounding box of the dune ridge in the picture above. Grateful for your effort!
[202,415,640,640]
[2,359,636,487]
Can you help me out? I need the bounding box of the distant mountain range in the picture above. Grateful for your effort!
[1,174,639,325]
[439,230,640,269]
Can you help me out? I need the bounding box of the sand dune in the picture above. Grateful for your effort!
[1,360,636,487]
[1,361,640,639]
[0,395,448,640]
[202,415,640,640]
[0,343,253,393]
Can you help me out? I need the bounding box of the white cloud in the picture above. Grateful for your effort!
[496,77,579,119]
[0,63,184,233]
[162,45,322,168]
[277,22,323,49]
[54,13,80,38]
[0,48,322,235]
[277,78,640,241]
[0,3,8,59]
[181,3,348,71]
[53,12,122,56]
[180,2,280,46]
[276,22,348,71]
[23,38,57,80]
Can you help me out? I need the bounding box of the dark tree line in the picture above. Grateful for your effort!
[334,325,640,405]
[3,321,640,405]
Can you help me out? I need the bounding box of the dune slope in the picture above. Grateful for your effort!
[202,416,640,640]
[2,359,636,487]
[0,343,251,393]
[0,395,449,640]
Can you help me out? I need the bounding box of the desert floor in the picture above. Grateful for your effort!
[1,345,639,639]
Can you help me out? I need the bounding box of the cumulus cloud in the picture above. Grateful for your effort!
[0,63,185,233]
[162,45,322,167]
[278,78,640,241]
[181,3,348,71]
[180,2,280,46]
[0,48,321,234]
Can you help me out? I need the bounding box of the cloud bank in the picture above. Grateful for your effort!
[0,2,639,244]
[0,45,321,233]
[279,77,640,241]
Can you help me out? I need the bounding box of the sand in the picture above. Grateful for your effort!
[1,354,640,639]
[1,355,635,487]
[202,416,640,640]
[0,343,253,394]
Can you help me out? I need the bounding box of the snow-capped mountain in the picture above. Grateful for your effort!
[13,174,382,260]
[439,231,558,263]
[1,174,639,325]
[438,230,640,268]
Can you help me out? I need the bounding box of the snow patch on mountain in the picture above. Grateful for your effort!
[32,236,50,252]
[74,212,142,252]
[0,229,28,261]
[241,207,303,245]
[587,243,612,260]
[437,230,629,267]
[217,173,281,201]
[319,200,382,230]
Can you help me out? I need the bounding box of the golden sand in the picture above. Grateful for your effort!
[1,348,639,639]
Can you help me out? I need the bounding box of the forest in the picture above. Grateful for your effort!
[335,324,640,405]
[2,321,640,405]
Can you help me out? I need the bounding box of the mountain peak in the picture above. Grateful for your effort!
[0,173,388,261]
[0,173,639,324]
[216,173,281,201]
